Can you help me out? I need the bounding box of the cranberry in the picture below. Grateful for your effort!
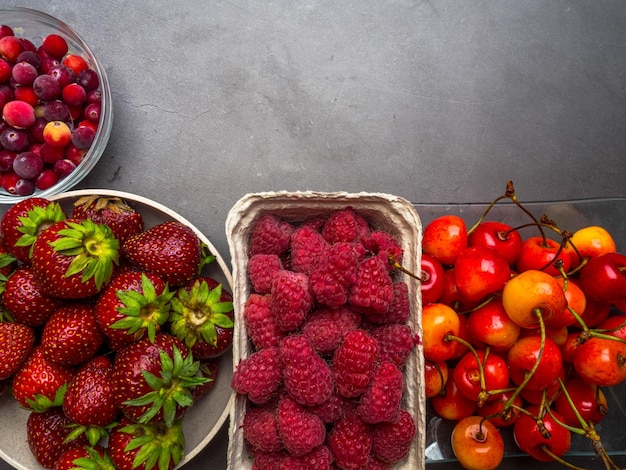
[13,151,43,180]
[41,34,68,59]
[32,74,61,100]
[0,127,30,152]
[14,178,35,196]
[75,69,99,91]
[53,159,76,178]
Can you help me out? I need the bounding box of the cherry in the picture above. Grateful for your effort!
[468,220,522,266]
[578,252,626,304]
[424,359,448,398]
[453,349,510,404]
[516,236,571,276]
[566,225,617,269]
[466,298,521,352]
[422,215,468,265]
[513,406,571,462]
[477,390,523,427]
[453,246,510,303]
[420,253,445,305]
[430,370,477,421]
[554,376,608,426]
[573,336,626,387]
[451,416,504,470]
[507,334,563,392]
[422,303,460,362]
[597,314,626,341]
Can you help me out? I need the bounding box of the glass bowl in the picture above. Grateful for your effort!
[417,198,626,469]
[0,7,112,203]
[0,190,234,470]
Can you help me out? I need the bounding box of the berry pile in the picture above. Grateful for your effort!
[0,195,233,469]
[231,208,420,469]
[0,24,105,196]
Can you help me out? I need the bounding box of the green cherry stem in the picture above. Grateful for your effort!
[539,445,586,470]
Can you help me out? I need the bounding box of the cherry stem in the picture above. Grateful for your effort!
[539,445,586,470]
[388,255,424,281]
[445,334,488,405]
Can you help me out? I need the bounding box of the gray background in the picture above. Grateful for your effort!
[2,1,626,469]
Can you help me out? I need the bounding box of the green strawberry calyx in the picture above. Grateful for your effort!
[169,280,234,350]
[24,383,67,412]
[123,346,209,427]
[71,445,117,470]
[65,422,117,448]
[111,273,175,343]
[15,202,67,252]
[119,420,185,470]
[50,219,120,290]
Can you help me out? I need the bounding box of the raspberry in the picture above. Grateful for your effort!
[280,445,333,470]
[328,410,373,470]
[371,409,416,463]
[362,230,404,271]
[363,281,411,325]
[309,242,361,308]
[249,214,294,257]
[243,406,283,453]
[244,294,286,349]
[299,216,326,232]
[332,329,379,398]
[368,323,417,370]
[308,389,353,424]
[251,451,288,469]
[231,346,283,404]
[301,306,361,356]
[280,334,334,406]
[277,396,326,457]
[248,254,283,294]
[290,226,329,275]
[321,207,371,244]
[270,270,313,332]
[356,361,404,424]
[363,456,392,470]
[348,256,394,316]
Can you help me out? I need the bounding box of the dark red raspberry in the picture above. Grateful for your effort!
[249,214,294,257]
[364,280,411,325]
[362,230,404,271]
[231,346,283,404]
[371,409,416,463]
[348,256,394,316]
[276,396,326,457]
[332,328,379,398]
[356,361,404,424]
[280,445,333,470]
[243,406,283,453]
[368,323,417,370]
[248,254,283,294]
[250,450,288,469]
[290,225,329,275]
[244,294,286,350]
[270,270,313,332]
[321,207,370,244]
[301,306,361,356]
[308,389,353,424]
[328,410,373,470]
[280,334,334,406]
[309,242,361,308]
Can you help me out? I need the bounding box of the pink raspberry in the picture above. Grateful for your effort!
[290,226,329,275]
[364,281,411,325]
[243,406,283,453]
[231,346,283,404]
[362,230,404,271]
[277,396,326,457]
[280,445,333,470]
[270,270,313,332]
[309,242,361,308]
[249,214,294,257]
[321,207,371,244]
[308,389,353,424]
[332,328,379,398]
[371,409,416,463]
[327,410,373,470]
[248,254,283,294]
[356,361,404,424]
[280,334,334,406]
[368,323,417,370]
[301,306,361,356]
[348,256,394,316]
[244,293,286,350]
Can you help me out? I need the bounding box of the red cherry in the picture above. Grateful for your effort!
[453,349,510,404]
[513,406,571,462]
[516,236,571,276]
[422,215,468,265]
[431,369,477,421]
[597,314,626,341]
[454,246,511,303]
[451,415,504,470]
[554,376,608,426]
[468,221,522,266]
[420,253,445,305]
[466,299,521,352]
[477,390,523,427]
[507,335,563,391]
[424,359,448,399]
[573,336,626,387]
[578,252,626,304]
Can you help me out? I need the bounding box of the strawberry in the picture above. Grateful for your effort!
[122,221,211,287]
[31,218,119,299]
[40,304,105,366]
[26,407,89,469]
[0,197,67,264]
[96,271,173,351]
[231,346,283,405]
[276,395,326,457]
[53,445,114,470]
[111,333,207,426]
[169,276,234,359]
[2,265,65,326]
[71,195,144,244]
[62,355,119,446]
[12,346,75,410]
[371,409,416,464]
[192,357,220,400]
[0,244,17,297]
[0,321,35,380]
[107,417,185,470]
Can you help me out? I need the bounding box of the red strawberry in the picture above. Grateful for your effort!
[71,195,144,244]
[332,328,379,398]
[96,270,173,351]
[0,197,67,264]
[53,445,113,470]
[31,218,119,299]
[12,346,75,410]
[301,306,361,356]
[111,333,207,426]
[192,357,220,400]
[321,207,370,244]
[169,276,234,359]
[356,361,404,424]
[26,407,89,469]
[243,293,286,350]
[0,243,17,294]
[371,409,416,463]
[247,253,283,294]
[107,417,184,470]
[2,265,65,326]
[289,225,329,275]
[270,270,313,332]
[248,213,294,257]
[276,395,326,457]
[280,334,334,406]
[0,321,35,380]
[242,406,283,453]
[231,346,283,405]
[62,356,118,446]
[41,304,105,366]
[327,410,373,470]
[348,256,394,316]
[122,221,209,286]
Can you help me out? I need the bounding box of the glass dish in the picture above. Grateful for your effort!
[416,198,626,470]
[0,8,113,203]
[0,190,234,470]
